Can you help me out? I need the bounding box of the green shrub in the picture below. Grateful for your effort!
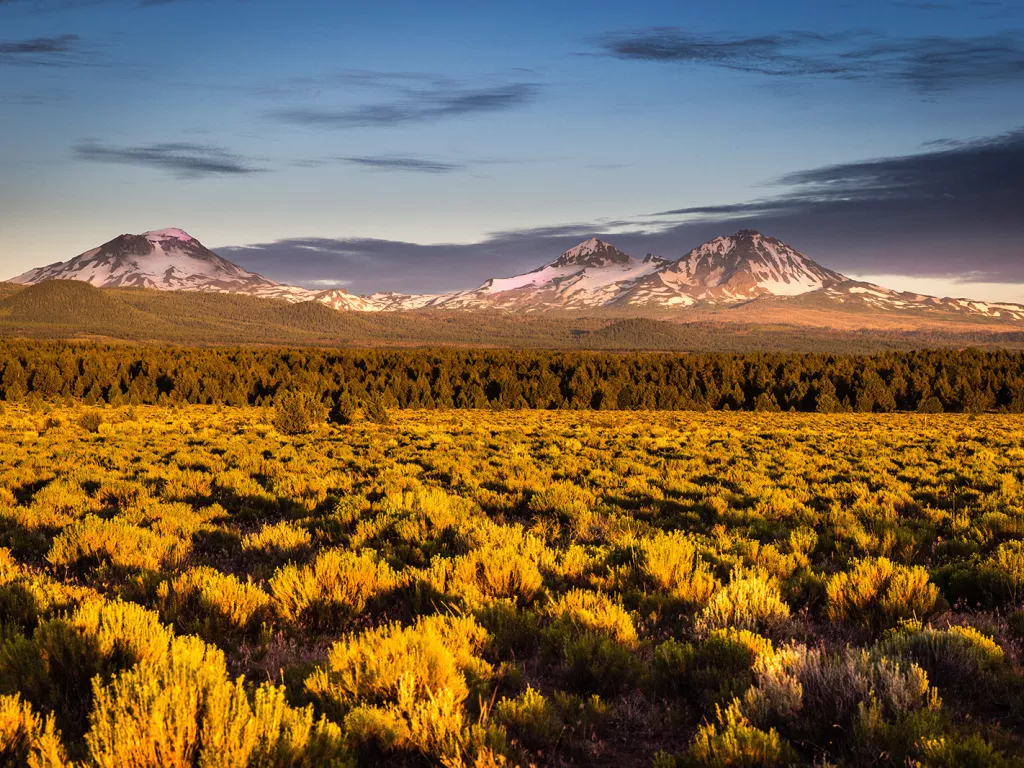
[988,541,1024,604]
[545,590,640,694]
[495,686,561,753]
[78,410,103,433]
[827,557,939,630]
[876,622,1006,700]
[272,390,326,435]
[653,630,775,706]
[918,732,1012,768]
[688,702,795,768]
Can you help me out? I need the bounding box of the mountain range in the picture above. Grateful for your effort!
[8,227,1024,323]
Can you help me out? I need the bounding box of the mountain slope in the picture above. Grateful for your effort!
[442,238,670,310]
[10,228,317,303]
[619,230,846,307]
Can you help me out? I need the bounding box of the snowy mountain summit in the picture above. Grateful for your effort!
[10,228,315,302]
[620,229,847,307]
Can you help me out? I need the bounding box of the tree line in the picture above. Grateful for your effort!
[2,340,1023,413]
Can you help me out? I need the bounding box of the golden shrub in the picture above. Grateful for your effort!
[639,530,720,606]
[86,634,349,768]
[306,614,493,762]
[157,567,272,637]
[826,557,939,629]
[0,693,68,768]
[47,515,190,572]
[698,571,791,635]
[241,520,313,556]
[547,589,637,646]
[269,549,396,628]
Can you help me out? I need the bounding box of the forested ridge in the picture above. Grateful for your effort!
[3,340,1024,413]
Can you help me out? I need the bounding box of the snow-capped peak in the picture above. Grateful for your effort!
[565,238,605,258]
[142,228,195,243]
[551,238,631,268]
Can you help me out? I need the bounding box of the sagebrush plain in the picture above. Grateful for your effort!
[3,402,1024,766]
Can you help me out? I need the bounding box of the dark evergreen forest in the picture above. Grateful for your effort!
[2,341,1022,413]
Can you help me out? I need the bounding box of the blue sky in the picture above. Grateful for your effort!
[2,0,1023,297]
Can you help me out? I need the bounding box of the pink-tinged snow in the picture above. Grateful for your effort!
[560,237,606,260]
[483,264,583,294]
[562,259,667,296]
[848,286,894,297]
[142,228,195,243]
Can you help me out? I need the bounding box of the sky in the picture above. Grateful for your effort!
[1,0,1023,298]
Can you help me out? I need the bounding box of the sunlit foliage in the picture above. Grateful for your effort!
[2,402,1024,765]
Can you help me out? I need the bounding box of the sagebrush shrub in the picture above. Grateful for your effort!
[26,479,93,529]
[988,541,1024,604]
[448,545,544,605]
[495,686,561,753]
[241,520,313,558]
[545,590,640,694]
[47,515,190,572]
[653,629,775,705]
[688,702,795,768]
[547,589,637,646]
[157,567,272,638]
[639,531,719,607]
[876,622,1006,698]
[78,410,103,433]
[305,615,493,762]
[87,634,347,768]
[269,549,396,629]
[739,643,941,754]
[697,571,791,635]
[0,693,68,768]
[827,557,939,630]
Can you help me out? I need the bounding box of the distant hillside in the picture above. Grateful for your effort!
[0,281,163,334]
[1,281,1024,353]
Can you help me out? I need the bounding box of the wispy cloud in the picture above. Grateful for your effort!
[340,155,468,173]
[73,141,264,177]
[0,33,93,66]
[594,27,1024,90]
[269,81,540,128]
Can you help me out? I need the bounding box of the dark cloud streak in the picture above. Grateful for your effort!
[0,33,92,66]
[73,141,264,177]
[270,82,539,128]
[341,156,467,173]
[595,27,1024,90]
